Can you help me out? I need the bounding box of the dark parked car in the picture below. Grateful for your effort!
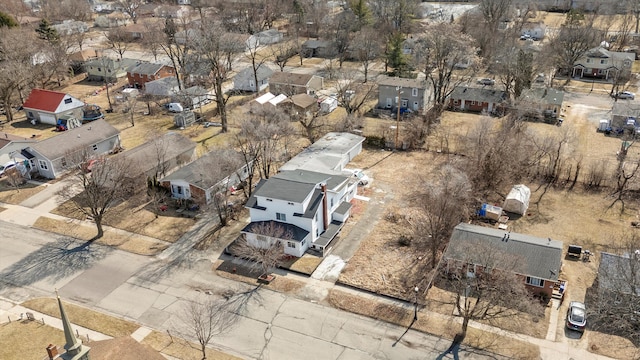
[566,301,587,332]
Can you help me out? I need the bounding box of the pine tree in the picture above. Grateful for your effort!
[0,11,18,28]
[36,19,59,43]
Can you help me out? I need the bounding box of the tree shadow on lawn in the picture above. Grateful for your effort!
[0,236,112,289]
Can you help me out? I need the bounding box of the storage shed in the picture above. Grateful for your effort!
[503,184,531,215]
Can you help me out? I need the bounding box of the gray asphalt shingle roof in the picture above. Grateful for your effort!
[162,150,244,190]
[113,132,195,176]
[519,88,564,106]
[251,169,348,204]
[449,86,506,104]
[236,64,274,81]
[377,75,426,89]
[445,223,563,281]
[129,62,168,75]
[29,119,119,160]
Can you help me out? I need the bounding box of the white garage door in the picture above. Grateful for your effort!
[39,113,57,125]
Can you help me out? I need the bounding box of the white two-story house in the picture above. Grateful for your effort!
[243,170,356,257]
[571,46,635,81]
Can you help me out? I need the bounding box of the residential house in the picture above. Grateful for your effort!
[180,86,213,109]
[144,77,180,97]
[301,40,336,58]
[269,72,323,96]
[377,76,430,113]
[85,57,139,82]
[52,20,89,36]
[177,0,191,4]
[448,86,506,114]
[127,62,176,89]
[160,150,251,204]
[112,132,196,194]
[444,223,564,299]
[518,88,564,119]
[228,33,260,52]
[21,120,121,179]
[174,28,202,46]
[521,22,547,40]
[243,169,356,257]
[279,132,365,173]
[256,29,283,45]
[94,11,130,28]
[570,46,635,81]
[234,65,274,92]
[596,251,640,301]
[68,49,101,73]
[183,55,211,86]
[22,89,85,126]
[121,23,150,40]
[280,93,318,121]
[0,132,36,165]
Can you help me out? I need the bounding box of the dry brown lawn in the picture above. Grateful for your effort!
[22,297,139,338]
[0,320,66,360]
[214,259,307,294]
[327,289,540,360]
[142,330,242,360]
[51,194,195,243]
[0,180,45,204]
[33,217,168,256]
[588,332,640,360]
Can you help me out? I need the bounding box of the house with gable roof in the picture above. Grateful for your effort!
[444,223,564,299]
[447,86,506,114]
[269,72,323,96]
[570,46,635,81]
[21,119,121,179]
[234,64,275,92]
[127,62,176,89]
[22,89,85,126]
[242,132,365,257]
[377,76,431,113]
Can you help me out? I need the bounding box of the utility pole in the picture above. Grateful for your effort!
[395,86,402,151]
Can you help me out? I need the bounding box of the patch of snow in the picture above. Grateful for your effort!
[311,255,346,282]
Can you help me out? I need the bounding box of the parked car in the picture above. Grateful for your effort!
[166,102,184,113]
[345,168,369,186]
[477,78,495,86]
[613,91,635,100]
[520,34,531,40]
[0,161,17,177]
[566,301,587,332]
[535,73,546,83]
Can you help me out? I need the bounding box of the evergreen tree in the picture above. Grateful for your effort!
[0,11,18,28]
[349,0,372,29]
[36,19,59,43]
[386,32,409,77]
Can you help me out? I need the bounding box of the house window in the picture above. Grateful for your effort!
[401,99,408,108]
[288,202,294,205]
[586,59,592,63]
[470,101,476,105]
[412,88,418,97]
[301,240,306,246]
[38,159,49,170]
[600,59,607,64]
[466,263,476,278]
[276,212,286,221]
[249,80,255,88]
[330,198,334,208]
[97,67,102,71]
[266,198,273,202]
[386,98,392,108]
[64,98,72,104]
[173,185,183,195]
[61,157,67,168]
[287,241,296,248]
[526,276,545,287]
[92,144,98,151]
[453,99,459,105]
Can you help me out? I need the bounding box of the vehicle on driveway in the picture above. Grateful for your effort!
[0,161,17,177]
[566,301,587,332]
[613,91,635,100]
[477,78,495,86]
[345,168,369,186]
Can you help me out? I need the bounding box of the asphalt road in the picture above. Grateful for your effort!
[0,220,502,360]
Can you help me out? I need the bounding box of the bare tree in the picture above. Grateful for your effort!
[437,241,544,341]
[124,96,138,127]
[179,296,236,360]
[413,165,473,269]
[233,221,292,277]
[158,18,194,91]
[57,149,131,240]
[351,26,381,83]
[588,234,640,355]
[104,27,130,60]
[245,36,269,93]
[116,0,143,24]
[0,27,37,122]
[195,24,242,133]
[201,149,246,227]
[272,40,298,71]
[545,11,601,85]
[335,70,377,115]
[413,23,478,111]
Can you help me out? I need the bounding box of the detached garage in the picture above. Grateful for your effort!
[23,89,85,126]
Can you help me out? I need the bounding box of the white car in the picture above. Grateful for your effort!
[346,168,369,186]
[614,91,635,100]
[0,161,17,177]
[477,78,495,86]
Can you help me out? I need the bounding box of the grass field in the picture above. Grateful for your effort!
[0,320,65,360]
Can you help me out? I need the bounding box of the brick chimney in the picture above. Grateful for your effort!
[46,344,59,359]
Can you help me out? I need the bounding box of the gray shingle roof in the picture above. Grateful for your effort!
[161,149,244,190]
[236,64,274,81]
[242,221,309,242]
[445,223,563,281]
[519,88,564,106]
[128,62,168,76]
[279,132,365,173]
[113,132,195,176]
[377,75,426,89]
[449,86,506,104]
[598,252,640,296]
[251,169,348,204]
[29,119,119,160]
